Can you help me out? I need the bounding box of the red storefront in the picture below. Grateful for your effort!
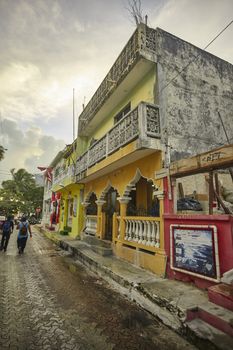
[162,144,233,290]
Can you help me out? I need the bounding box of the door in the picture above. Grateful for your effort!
[103,188,118,241]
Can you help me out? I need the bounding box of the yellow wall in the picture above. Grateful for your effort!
[83,151,166,276]
[87,66,156,146]
[84,152,162,199]
[76,136,88,157]
[59,184,84,237]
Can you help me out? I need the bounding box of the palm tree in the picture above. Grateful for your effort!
[0,168,43,216]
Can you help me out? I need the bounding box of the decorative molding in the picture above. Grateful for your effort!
[95,199,106,206]
[117,197,131,204]
[84,190,96,204]
[146,104,160,137]
[123,168,142,197]
[82,202,90,208]
[99,181,112,200]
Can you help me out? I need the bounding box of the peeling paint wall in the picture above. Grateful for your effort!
[156,28,233,162]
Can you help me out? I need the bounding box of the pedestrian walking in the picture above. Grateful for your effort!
[17,217,32,254]
[0,216,14,252]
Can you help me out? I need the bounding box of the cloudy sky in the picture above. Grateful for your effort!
[0,0,232,183]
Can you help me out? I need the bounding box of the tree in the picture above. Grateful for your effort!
[0,168,44,216]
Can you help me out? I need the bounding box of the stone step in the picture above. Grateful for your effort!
[186,301,233,337]
[82,233,113,256]
[89,244,113,257]
[221,269,233,285]
[208,283,233,312]
[186,318,233,350]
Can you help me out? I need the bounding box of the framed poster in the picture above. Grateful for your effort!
[170,224,220,282]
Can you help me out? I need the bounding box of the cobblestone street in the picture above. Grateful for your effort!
[0,229,197,350]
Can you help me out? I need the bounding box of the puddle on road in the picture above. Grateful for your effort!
[121,310,154,329]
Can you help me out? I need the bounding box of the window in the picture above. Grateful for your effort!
[114,103,131,124]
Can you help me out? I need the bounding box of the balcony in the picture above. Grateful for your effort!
[78,24,157,136]
[53,165,75,188]
[76,102,161,182]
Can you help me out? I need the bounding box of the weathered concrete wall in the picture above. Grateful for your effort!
[156,28,233,162]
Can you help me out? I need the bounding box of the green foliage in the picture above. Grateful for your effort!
[0,168,43,216]
[64,226,72,232]
[60,230,69,236]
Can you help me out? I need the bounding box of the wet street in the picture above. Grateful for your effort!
[0,229,197,350]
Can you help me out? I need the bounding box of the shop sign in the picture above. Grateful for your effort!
[170,224,220,281]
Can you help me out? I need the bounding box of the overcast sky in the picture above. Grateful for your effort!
[0,0,232,183]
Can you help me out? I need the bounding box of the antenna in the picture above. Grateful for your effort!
[82,96,86,110]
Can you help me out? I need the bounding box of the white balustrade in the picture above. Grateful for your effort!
[117,218,121,239]
[155,223,160,247]
[124,219,129,240]
[138,221,143,244]
[85,216,97,236]
[128,220,133,241]
[146,221,151,246]
[151,222,156,247]
[123,218,160,248]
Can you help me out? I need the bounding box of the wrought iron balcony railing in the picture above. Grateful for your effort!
[76,102,160,180]
[78,24,157,135]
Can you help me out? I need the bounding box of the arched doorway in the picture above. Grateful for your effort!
[102,187,119,240]
[86,193,97,215]
[127,176,160,217]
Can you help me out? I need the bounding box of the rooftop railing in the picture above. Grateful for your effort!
[78,24,157,134]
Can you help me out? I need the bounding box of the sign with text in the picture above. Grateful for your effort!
[170,225,220,281]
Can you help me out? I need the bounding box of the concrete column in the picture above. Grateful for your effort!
[95,200,106,239]
[153,189,165,251]
[81,201,90,233]
[118,197,131,241]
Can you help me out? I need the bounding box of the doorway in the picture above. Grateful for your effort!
[103,187,119,241]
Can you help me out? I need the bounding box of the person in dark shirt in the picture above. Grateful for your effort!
[17,217,32,254]
[0,216,14,252]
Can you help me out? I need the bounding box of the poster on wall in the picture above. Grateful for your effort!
[170,225,220,281]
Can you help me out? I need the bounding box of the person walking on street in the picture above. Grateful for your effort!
[0,216,14,252]
[17,217,32,254]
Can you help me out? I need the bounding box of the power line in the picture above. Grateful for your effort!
[159,19,233,94]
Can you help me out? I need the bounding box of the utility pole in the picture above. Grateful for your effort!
[73,88,75,142]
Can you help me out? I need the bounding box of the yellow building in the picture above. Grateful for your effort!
[75,24,166,276]
[52,142,84,238]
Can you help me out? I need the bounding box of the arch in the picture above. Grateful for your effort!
[124,169,160,217]
[123,168,159,197]
[83,190,97,206]
[99,181,113,201]
[123,168,142,197]
[86,192,98,215]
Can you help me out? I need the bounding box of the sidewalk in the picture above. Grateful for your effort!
[37,226,233,350]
